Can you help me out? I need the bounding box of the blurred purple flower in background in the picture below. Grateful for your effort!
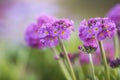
[25,23,45,49]
[109,58,120,68]
[107,4,120,35]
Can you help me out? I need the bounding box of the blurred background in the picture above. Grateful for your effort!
[0,0,120,80]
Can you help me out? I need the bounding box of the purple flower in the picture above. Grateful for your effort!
[52,18,74,40]
[49,28,59,36]
[37,15,56,26]
[79,17,116,51]
[106,4,120,34]
[25,15,74,48]
[54,55,60,60]
[44,36,58,47]
[39,28,49,38]
[59,29,70,40]
[97,30,107,40]
[107,4,120,24]
[25,23,44,49]
[25,15,58,48]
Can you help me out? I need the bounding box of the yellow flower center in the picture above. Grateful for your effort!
[95,27,98,31]
[100,32,104,37]
[45,31,48,35]
[61,31,65,35]
[54,30,57,34]
[88,29,91,33]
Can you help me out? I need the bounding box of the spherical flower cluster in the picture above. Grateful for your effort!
[106,4,120,34]
[79,17,116,51]
[25,24,44,49]
[25,15,74,48]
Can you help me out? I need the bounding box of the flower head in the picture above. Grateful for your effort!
[37,15,59,47]
[25,23,45,49]
[25,15,74,48]
[106,4,120,28]
[79,17,116,52]
[107,4,120,35]
[52,18,74,40]
[37,15,56,26]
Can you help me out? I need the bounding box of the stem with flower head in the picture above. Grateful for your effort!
[50,48,72,80]
[58,37,76,80]
[88,53,96,80]
[98,41,110,80]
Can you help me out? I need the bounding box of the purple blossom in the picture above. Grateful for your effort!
[59,29,70,40]
[106,4,120,34]
[54,55,60,60]
[44,36,58,47]
[25,15,58,48]
[25,15,74,48]
[37,15,56,26]
[39,28,49,38]
[97,30,107,40]
[25,23,44,49]
[37,15,60,47]
[79,17,116,51]
[49,28,59,36]
[52,18,74,40]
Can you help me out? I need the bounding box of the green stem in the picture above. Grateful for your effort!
[98,41,110,80]
[113,34,120,80]
[117,68,120,80]
[88,54,96,80]
[51,48,72,80]
[114,34,119,58]
[58,37,76,80]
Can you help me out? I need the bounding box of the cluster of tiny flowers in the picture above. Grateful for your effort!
[79,17,116,52]
[107,4,120,34]
[25,15,74,48]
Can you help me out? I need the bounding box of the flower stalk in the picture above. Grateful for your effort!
[114,34,120,58]
[51,48,72,80]
[88,53,96,80]
[58,37,76,80]
[98,41,110,80]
